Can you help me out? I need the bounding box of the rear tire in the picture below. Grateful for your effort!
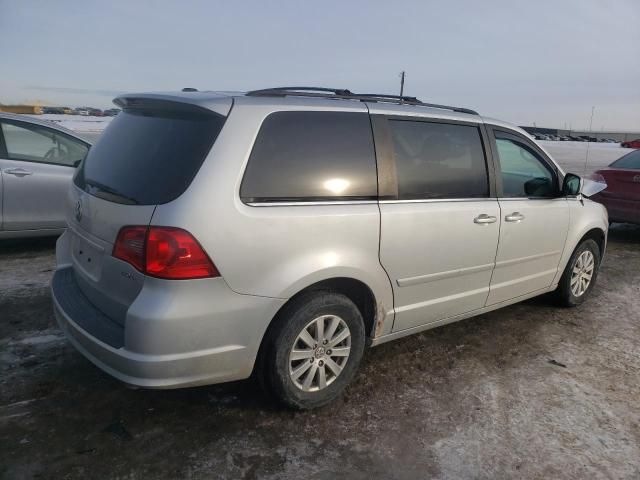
[259,291,365,409]
[556,239,601,307]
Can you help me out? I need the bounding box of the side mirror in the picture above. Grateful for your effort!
[562,173,583,196]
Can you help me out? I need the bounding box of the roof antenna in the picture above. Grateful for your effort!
[399,71,405,104]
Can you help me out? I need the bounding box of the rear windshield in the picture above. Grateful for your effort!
[611,150,640,170]
[74,107,225,205]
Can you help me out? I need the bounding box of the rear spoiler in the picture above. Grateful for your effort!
[113,93,232,117]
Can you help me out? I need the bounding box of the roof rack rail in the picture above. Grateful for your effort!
[410,101,478,116]
[353,93,420,103]
[245,86,479,115]
[351,94,478,114]
[247,87,354,97]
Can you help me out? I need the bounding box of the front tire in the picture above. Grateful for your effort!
[260,291,365,409]
[556,239,601,307]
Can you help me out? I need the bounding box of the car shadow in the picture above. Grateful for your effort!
[0,235,59,256]
[608,222,640,244]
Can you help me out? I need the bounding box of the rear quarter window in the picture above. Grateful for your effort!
[74,107,225,205]
[240,111,378,202]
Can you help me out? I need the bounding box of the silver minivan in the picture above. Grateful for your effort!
[52,87,608,409]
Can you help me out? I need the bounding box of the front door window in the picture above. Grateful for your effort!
[494,134,557,198]
[1,121,88,167]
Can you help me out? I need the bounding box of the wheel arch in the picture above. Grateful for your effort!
[579,227,606,260]
[252,276,380,380]
[553,197,609,287]
[553,223,607,287]
[271,277,378,339]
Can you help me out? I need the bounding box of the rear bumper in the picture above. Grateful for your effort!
[52,266,286,388]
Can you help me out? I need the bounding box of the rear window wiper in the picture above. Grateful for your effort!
[84,179,139,205]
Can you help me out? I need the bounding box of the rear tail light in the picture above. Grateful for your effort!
[113,226,219,280]
[112,226,146,272]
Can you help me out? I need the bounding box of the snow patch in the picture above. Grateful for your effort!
[15,334,63,346]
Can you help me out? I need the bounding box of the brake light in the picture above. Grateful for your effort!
[113,226,146,272]
[146,227,219,279]
[113,226,219,280]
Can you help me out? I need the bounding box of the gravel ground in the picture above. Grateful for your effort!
[1,223,639,479]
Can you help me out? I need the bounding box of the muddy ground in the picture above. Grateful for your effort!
[1,225,639,479]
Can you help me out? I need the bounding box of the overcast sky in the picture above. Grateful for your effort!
[1,0,639,130]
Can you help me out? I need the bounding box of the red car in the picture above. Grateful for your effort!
[621,138,640,148]
[591,149,640,224]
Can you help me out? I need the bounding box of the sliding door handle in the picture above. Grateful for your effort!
[4,168,33,177]
[505,212,525,222]
[474,214,497,225]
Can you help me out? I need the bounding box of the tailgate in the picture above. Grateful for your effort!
[67,185,155,326]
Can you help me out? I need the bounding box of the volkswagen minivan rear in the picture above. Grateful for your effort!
[52,93,286,387]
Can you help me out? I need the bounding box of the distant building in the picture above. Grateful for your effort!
[520,126,640,142]
[0,104,43,114]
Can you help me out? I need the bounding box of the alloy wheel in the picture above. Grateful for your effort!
[570,250,595,297]
[289,315,351,392]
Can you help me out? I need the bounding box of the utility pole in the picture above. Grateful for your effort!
[399,71,405,103]
[583,106,595,174]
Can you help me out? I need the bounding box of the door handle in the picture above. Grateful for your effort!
[4,168,33,177]
[474,214,497,225]
[505,212,525,222]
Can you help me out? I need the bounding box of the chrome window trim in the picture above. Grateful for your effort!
[497,197,566,201]
[379,198,496,204]
[246,200,378,207]
[247,196,566,206]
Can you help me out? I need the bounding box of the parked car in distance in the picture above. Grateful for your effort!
[621,139,640,149]
[51,87,608,409]
[87,108,103,117]
[591,149,640,225]
[42,107,66,115]
[0,112,91,239]
[62,107,74,115]
[75,108,90,116]
[103,108,121,116]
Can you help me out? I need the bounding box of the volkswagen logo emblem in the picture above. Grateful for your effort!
[75,199,83,222]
